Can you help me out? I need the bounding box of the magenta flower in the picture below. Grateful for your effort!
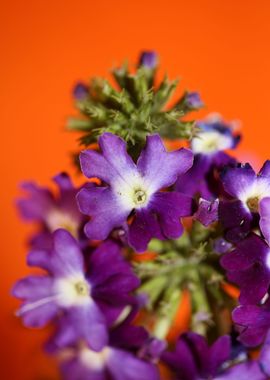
[12,229,139,351]
[77,133,194,252]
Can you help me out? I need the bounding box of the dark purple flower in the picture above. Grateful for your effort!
[12,229,139,351]
[17,173,85,249]
[219,161,270,242]
[194,198,219,226]
[77,133,194,252]
[162,332,231,380]
[176,116,240,200]
[162,332,269,380]
[73,82,89,100]
[221,233,270,305]
[59,324,162,380]
[185,92,204,110]
[139,51,158,69]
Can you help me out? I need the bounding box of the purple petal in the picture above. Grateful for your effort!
[221,234,269,271]
[12,276,58,328]
[221,164,256,198]
[79,150,114,183]
[233,305,270,347]
[99,132,137,176]
[61,303,108,351]
[53,172,74,192]
[194,198,219,226]
[227,264,270,305]
[209,335,231,376]
[77,186,129,241]
[17,181,54,221]
[151,192,193,238]
[128,209,163,252]
[88,241,132,285]
[61,357,105,380]
[107,349,159,380]
[216,361,265,380]
[259,330,270,376]
[50,229,84,277]
[219,200,253,242]
[175,154,213,199]
[259,160,270,177]
[259,197,270,244]
[137,134,193,192]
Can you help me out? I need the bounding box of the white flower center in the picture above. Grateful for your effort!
[54,275,91,307]
[80,346,111,370]
[191,131,233,154]
[46,209,79,238]
[113,173,152,210]
[239,179,270,212]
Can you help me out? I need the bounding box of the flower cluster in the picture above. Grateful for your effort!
[13,52,270,379]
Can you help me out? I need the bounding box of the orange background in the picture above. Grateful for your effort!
[2,1,270,378]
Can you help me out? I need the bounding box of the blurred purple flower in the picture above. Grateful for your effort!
[12,229,139,351]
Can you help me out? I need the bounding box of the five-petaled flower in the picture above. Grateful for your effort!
[77,133,194,252]
[12,229,139,351]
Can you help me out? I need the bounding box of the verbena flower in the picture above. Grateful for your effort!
[176,115,240,200]
[77,132,194,252]
[12,229,139,351]
[161,332,269,379]
[59,324,162,380]
[219,161,270,242]
[17,173,85,249]
[221,233,270,305]
[162,332,231,380]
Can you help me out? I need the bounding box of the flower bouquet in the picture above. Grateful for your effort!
[13,52,270,379]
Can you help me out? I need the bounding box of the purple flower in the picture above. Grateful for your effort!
[77,133,194,252]
[162,332,269,380]
[139,51,158,69]
[185,92,204,110]
[194,198,219,226]
[59,324,162,380]
[221,233,270,305]
[17,173,85,249]
[219,161,270,242]
[12,229,139,351]
[73,82,89,100]
[162,332,231,380]
[176,116,240,200]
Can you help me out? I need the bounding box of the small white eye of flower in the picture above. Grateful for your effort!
[54,275,91,307]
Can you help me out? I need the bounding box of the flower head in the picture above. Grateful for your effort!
[12,229,139,351]
[77,133,194,252]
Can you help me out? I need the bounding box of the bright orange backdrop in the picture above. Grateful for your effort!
[2,1,270,378]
